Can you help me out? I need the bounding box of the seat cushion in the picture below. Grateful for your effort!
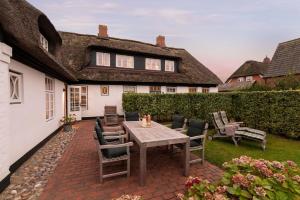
[125,112,139,121]
[187,119,205,144]
[190,140,201,147]
[95,125,107,145]
[106,147,127,158]
[171,115,185,129]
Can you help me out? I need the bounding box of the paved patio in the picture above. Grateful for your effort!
[40,120,223,200]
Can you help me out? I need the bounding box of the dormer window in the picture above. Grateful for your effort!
[96,52,110,66]
[238,77,245,82]
[246,76,253,82]
[40,34,48,51]
[116,55,134,68]
[165,60,175,72]
[146,58,161,71]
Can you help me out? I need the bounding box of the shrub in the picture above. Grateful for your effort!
[181,156,300,200]
[122,91,300,138]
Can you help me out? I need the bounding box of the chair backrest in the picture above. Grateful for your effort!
[104,106,117,115]
[95,124,108,156]
[125,111,139,121]
[211,112,225,134]
[219,111,229,124]
[187,119,206,137]
[171,115,185,129]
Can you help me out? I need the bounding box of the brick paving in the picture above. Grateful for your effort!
[40,120,223,200]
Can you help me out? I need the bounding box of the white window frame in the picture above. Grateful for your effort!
[189,87,197,93]
[166,86,176,94]
[123,85,137,93]
[9,71,23,103]
[81,86,88,111]
[149,86,161,94]
[145,58,161,71]
[202,87,210,93]
[246,76,253,82]
[165,60,175,72]
[45,77,55,121]
[40,34,48,51]
[116,54,134,68]
[96,52,110,66]
[238,77,245,82]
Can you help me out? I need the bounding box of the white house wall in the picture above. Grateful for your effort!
[79,85,218,117]
[9,59,65,165]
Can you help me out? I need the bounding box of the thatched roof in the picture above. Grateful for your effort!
[219,80,255,92]
[265,38,300,78]
[227,60,268,82]
[59,31,222,85]
[0,0,76,81]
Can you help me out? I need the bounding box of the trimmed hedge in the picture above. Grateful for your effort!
[122,91,300,139]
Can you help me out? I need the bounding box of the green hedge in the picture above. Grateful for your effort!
[122,91,300,139]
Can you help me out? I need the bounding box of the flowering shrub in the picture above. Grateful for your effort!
[182,156,300,200]
[60,114,76,124]
[113,195,142,200]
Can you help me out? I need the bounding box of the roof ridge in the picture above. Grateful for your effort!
[279,37,300,45]
[58,30,185,50]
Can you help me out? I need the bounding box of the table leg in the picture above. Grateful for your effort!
[183,140,190,176]
[140,145,147,186]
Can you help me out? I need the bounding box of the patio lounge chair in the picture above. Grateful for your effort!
[219,111,244,126]
[104,105,119,125]
[124,111,139,121]
[94,124,133,183]
[174,119,208,164]
[211,112,267,150]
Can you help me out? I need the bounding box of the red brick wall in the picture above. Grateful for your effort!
[265,74,300,87]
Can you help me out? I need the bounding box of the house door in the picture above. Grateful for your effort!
[68,85,82,120]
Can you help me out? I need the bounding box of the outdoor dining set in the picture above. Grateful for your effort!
[93,106,267,186]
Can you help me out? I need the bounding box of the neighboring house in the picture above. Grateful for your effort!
[219,58,270,92]
[0,0,221,191]
[59,26,222,118]
[264,38,300,86]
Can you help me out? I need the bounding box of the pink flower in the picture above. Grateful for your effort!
[185,177,202,189]
[216,186,227,194]
[213,193,228,200]
[254,186,266,197]
[292,175,300,183]
[246,174,256,182]
[232,173,250,188]
[232,156,252,165]
[273,173,286,183]
[253,160,273,177]
[203,192,213,200]
[272,161,284,170]
[286,160,297,167]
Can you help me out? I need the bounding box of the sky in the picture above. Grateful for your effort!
[28,0,300,82]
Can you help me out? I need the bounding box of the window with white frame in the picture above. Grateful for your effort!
[202,87,209,93]
[166,86,176,93]
[123,85,137,93]
[165,60,175,72]
[45,77,55,120]
[238,77,245,82]
[149,86,161,94]
[116,55,134,68]
[40,34,48,51]
[189,87,197,93]
[145,58,161,70]
[81,86,88,111]
[246,76,253,82]
[10,71,22,103]
[96,52,110,66]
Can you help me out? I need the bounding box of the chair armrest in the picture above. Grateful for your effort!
[99,142,134,150]
[104,135,126,140]
[174,128,185,131]
[103,130,124,136]
[190,135,205,140]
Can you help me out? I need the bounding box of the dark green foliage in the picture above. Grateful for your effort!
[122,91,300,138]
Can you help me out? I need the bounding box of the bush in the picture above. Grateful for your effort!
[122,91,300,138]
[181,156,300,200]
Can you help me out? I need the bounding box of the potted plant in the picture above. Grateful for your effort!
[60,114,76,132]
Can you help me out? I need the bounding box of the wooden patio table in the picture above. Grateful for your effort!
[122,121,190,186]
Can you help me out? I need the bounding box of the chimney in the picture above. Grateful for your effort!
[263,56,271,64]
[98,25,108,38]
[156,35,166,47]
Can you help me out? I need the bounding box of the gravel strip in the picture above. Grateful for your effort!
[0,127,77,200]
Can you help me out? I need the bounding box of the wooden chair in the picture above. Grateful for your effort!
[94,124,133,183]
[219,111,244,126]
[165,115,187,132]
[124,111,140,121]
[104,105,119,125]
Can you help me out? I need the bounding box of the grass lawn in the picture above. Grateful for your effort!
[205,130,300,167]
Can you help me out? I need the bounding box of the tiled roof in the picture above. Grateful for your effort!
[265,38,300,77]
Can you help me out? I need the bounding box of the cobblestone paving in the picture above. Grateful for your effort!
[0,125,78,200]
